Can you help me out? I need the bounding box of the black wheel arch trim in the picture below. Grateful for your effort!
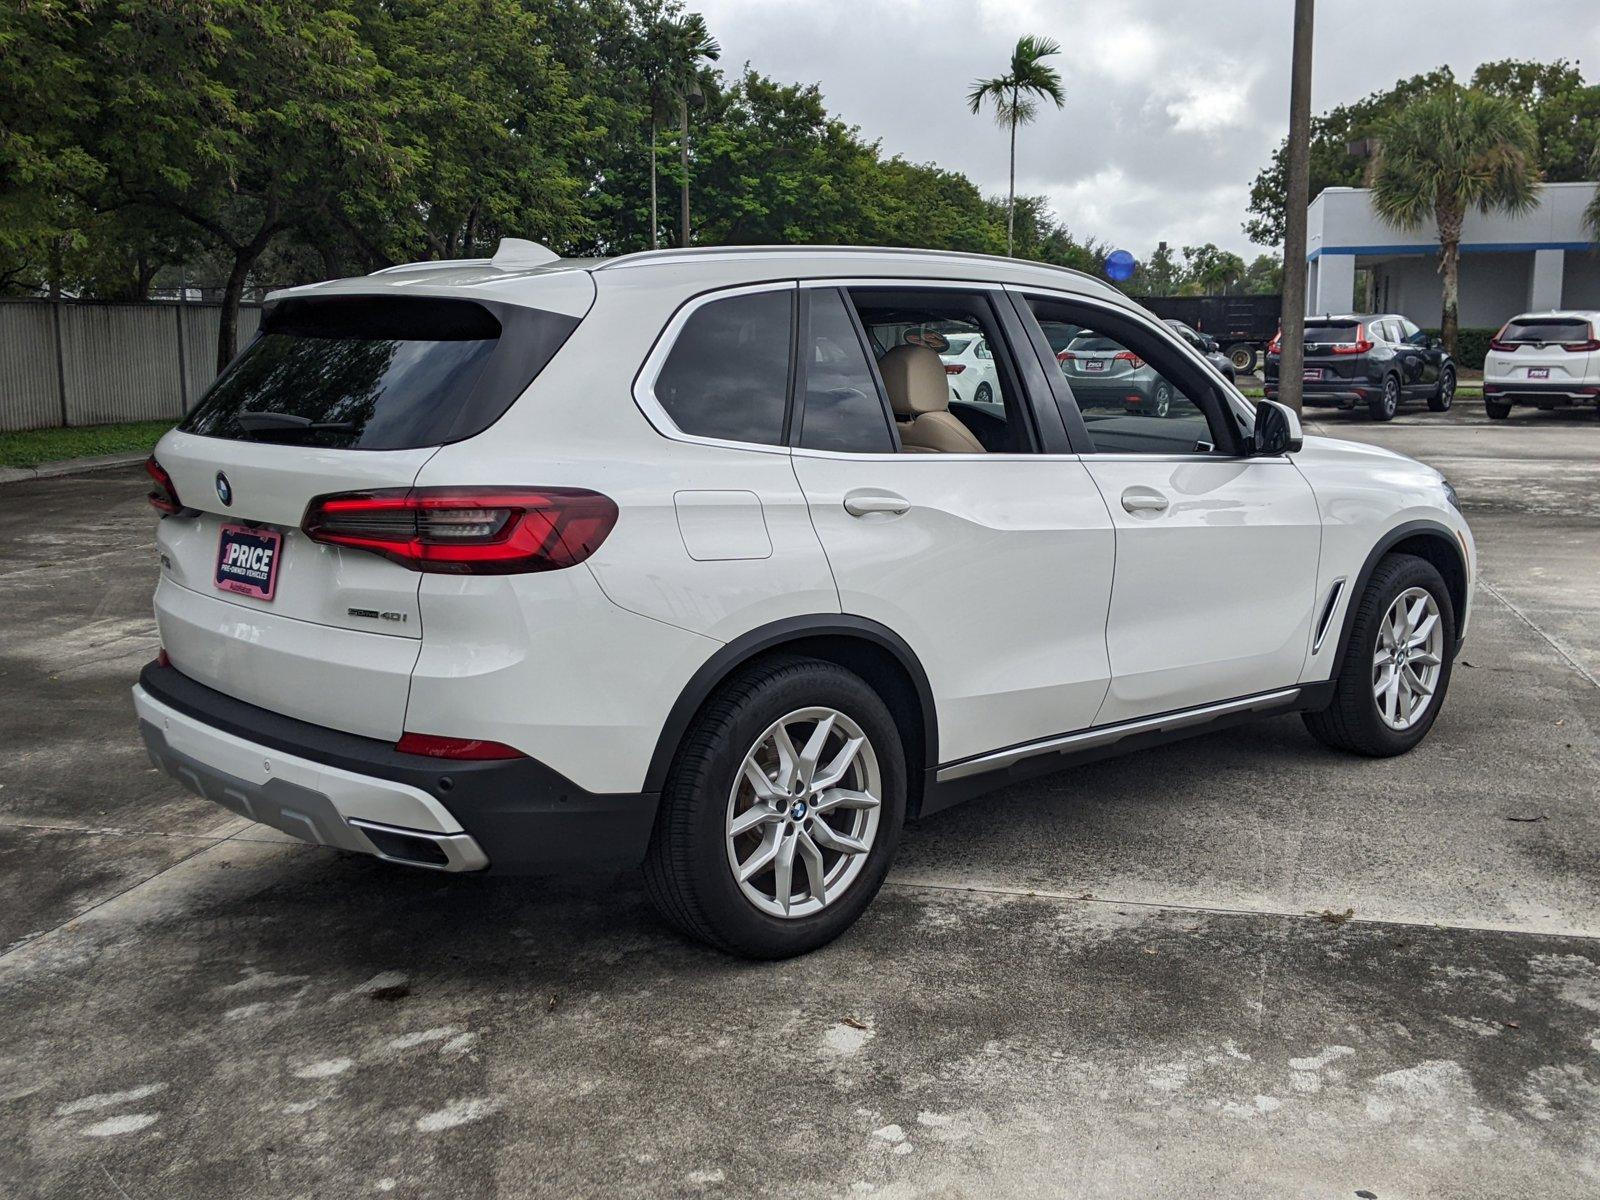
[1325,519,1468,671]
[643,614,940,795]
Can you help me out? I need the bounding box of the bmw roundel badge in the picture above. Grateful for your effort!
[215,471,233,507]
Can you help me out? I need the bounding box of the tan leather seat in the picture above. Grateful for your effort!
[878,345,986,454]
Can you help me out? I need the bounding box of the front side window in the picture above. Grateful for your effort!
[1028,298,1223,455]
[654,289,793,445]
[798,290,895,453]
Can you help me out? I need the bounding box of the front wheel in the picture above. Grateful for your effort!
[1303,553,1456,756]
[643,657,906,958]
[1427,368,1455,412]
[1368,374,1400,421]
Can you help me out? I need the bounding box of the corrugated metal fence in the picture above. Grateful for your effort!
[0,300,262,432]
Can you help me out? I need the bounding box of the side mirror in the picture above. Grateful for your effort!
[1203,336,1219,352]
[1429,336,1444,351]
[1253,399,1303,455]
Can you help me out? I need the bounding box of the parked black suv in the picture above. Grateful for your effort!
[1264,313,1456,421]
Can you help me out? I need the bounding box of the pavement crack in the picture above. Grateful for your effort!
[1480,577,1600,689]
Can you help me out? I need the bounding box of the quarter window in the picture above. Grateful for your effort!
[653,290,793,446]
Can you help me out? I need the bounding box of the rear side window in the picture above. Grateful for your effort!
[798,290,894,453]
[181,296,578,450]
[1501,318,1592,343]
[653,290,793,446]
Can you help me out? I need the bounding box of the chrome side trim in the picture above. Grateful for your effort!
[1312,578,1347,655]
[935,688,1303,782]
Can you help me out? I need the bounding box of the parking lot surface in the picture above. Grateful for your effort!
[2,405,1597,1198]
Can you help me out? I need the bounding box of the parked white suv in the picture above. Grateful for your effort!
[1483,310,1600,418]
[135,242,1475,958]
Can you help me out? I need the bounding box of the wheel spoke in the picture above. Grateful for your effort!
[814,788,879,816]
[1406,595,1429,635]
[1396,677,1414,723]
[811,735,865,792]
[1410,650,1441,667]
[741,759,780,802]
[808,819,868,856]
[770,724,802,793]
[772,832,798,915]
[730,804,780,838]
[1403,664,1434,698]
[796,714,837,790]
[796,831,827,906]
[1381,669,1401,723]
[1408,613,1438,648]
[737,826,783,883]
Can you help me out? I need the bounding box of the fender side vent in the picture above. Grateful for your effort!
[1312,579,1346,655]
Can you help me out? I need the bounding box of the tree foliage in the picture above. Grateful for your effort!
[1244,59,1600,247]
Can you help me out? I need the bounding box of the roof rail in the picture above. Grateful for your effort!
[593,243,1104,287]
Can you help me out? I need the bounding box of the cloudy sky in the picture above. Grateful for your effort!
[697,0,1600,259]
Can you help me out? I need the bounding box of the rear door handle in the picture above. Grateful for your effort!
[1120,487,1169,514]
[843,491,911,518]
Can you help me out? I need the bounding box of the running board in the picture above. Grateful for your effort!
[935,688,1304,783]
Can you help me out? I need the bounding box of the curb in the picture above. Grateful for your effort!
[0,452,149,486]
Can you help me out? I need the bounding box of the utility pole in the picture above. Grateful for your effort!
[1278,0,1315,414]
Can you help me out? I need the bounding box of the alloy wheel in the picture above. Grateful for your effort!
[724,707,882,919]
[1372,587,1444,730]
[1151,382,1172,418]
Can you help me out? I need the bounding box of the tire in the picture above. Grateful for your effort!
[1302,553,1456,757]
[1368,374,1400,421]
[1485,398,1512,420]
[1228,344,1257,375]
[1427,368,1455,412]
[643,656,907,959]
[975,382,993,405]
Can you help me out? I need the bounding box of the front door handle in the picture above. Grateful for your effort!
[843,491,911,518]
[1120,487,1169,514]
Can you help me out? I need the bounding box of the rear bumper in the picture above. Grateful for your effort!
[134,662,659,874]
[1263,382,1372,406]
[1482,381,1598,405]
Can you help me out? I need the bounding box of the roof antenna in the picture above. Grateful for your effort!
[491,238,560,270]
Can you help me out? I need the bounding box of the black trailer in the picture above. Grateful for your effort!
[1135,294,1281,376]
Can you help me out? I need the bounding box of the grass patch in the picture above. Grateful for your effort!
[0,419,174,469]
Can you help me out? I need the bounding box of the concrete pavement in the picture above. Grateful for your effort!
[1,405,1597,1198]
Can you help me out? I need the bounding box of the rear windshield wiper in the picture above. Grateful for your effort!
[236,412,359,436]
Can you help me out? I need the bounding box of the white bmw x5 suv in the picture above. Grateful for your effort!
[134,241,1474,958]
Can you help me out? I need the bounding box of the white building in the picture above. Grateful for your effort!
[1306,182,1600,328]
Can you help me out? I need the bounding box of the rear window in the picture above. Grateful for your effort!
[1066,334,1124,352]
[1501,318,1593,343]
[1305,322,1363,342]
[180,296,579,450]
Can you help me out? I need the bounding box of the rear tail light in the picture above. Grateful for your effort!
[1113,351,1145,368]
[145,456,183,515]
[944,363,966,375]
[302,487,618,575]
[156,648,171,668]
[1489,323,1514,352]
[1057,350,1075,362]
[1267,332,1281,355]
[1329,339,1374,355]
[396,732,525,760]
[1560,339,1600,352]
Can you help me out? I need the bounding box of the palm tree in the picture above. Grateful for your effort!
[643,12,719,249]
[1367,85,1540,355]
[967,35,1065,257]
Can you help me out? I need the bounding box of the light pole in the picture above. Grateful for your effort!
[1278,0,1315,413]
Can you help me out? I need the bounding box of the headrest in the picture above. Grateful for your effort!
[878,345,951,417]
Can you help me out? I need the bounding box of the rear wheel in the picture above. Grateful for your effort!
[1427,367,1455,412]
[1228,343,1257,375]
[643,657,906,959]
[975,382,993,405]
[1303,554,1456,757]
[1485,398,1512,420]
[1368,373,1400,421]
[1148,381,1173,417]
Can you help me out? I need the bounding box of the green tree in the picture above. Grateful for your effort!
[966,34,1065,257]
[1130,243,1183,296]
[1472,58,1600,180]
[640,8,719,248]
[1585,139,1600,242]
[1243,253,1283,295]
[1367,85,1540,354]
[1244,67,1455,246]
[1183,244,1246,294]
